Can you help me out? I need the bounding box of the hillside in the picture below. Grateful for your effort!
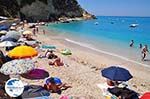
[0,0,95,22]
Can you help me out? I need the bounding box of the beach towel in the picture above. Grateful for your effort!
[21,85,51,99]
[41,45,56,49]
[108,87,139,99]
[60,49,72,55]
[60,95,70,99]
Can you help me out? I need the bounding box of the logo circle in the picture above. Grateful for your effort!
[5,78,24,97]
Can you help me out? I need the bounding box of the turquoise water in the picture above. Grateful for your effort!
[46,16,150,67]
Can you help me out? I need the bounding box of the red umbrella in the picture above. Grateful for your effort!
[140,92,150,99]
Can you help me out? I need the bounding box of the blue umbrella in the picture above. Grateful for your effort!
[101,66,133,81]
[3,31,21,41]
[45,77,62,85]
[0,25,9,31]
[1,37,18,42]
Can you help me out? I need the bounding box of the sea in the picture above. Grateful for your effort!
[45,16,150,67]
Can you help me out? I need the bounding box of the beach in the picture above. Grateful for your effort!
[16,27,150,99]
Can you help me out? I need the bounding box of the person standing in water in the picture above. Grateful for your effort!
[129,40,134,47]
[141,45,149,61]
[139,44,142,49]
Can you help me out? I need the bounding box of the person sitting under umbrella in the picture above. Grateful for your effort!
[43,77,71,94]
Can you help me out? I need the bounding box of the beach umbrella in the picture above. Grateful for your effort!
[22,30,32,35]
[9,26,16,30]
[18,37,26,42]
[0,30,7,35]
[0,41,17,47]
[1,37,18,42]
[4,31,21,41]
[21,85,50,98]
[21,69,49,80]
[18,29,25,34]
[7,45,38,59]
[101,66,133,81]
[140,92,150,99]
[0,59,35,75]
[45,77,62,85]
[11,23,17,26]
[0,25,9,31]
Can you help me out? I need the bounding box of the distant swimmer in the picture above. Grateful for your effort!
[129,40,134,47]
[139,44,142,49]
[141,45,149,61]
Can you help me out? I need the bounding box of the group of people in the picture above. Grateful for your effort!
[130,40,149,61]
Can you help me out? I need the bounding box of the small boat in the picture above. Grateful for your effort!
[94,22,99,25]
[129,24,139,28]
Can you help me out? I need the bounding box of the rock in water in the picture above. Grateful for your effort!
[0,0,95,22]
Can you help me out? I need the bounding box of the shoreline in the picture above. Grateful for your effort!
[33,27,150,98]
[42,26,150,68]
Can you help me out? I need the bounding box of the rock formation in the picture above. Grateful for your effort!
[0,0,95,22]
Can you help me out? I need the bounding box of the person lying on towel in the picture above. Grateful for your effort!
[43,77,71,94]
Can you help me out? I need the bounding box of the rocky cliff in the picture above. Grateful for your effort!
[0,0,95,22]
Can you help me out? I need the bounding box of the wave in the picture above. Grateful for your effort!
[65,38,150,68]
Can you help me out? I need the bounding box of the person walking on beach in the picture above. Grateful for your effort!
[129,40,134,47]
[43,29,46,35]
[36,26,39,33]
[141,45,149,61]
[32,28,36,36]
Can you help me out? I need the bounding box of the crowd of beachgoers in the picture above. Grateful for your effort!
[0,20,149,99]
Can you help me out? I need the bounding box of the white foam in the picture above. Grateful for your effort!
[65,38,150,68]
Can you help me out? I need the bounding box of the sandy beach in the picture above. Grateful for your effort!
[12,27,149,99]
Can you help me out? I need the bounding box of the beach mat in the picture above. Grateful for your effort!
[21,85,51,99]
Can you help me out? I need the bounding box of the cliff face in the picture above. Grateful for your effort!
[0,0,94,22]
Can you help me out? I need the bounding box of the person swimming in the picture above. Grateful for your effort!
[139,44,142,49]
[129,40,134,47]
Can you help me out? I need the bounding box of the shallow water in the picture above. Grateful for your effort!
[45,16,150,67]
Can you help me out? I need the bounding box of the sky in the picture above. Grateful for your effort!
[77,0,150,17]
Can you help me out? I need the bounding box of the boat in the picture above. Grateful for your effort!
[129,24,139,28]
[94,22,99,25]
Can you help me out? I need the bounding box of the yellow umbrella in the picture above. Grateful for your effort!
[22,30,32,35]
[8,45,38,59]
